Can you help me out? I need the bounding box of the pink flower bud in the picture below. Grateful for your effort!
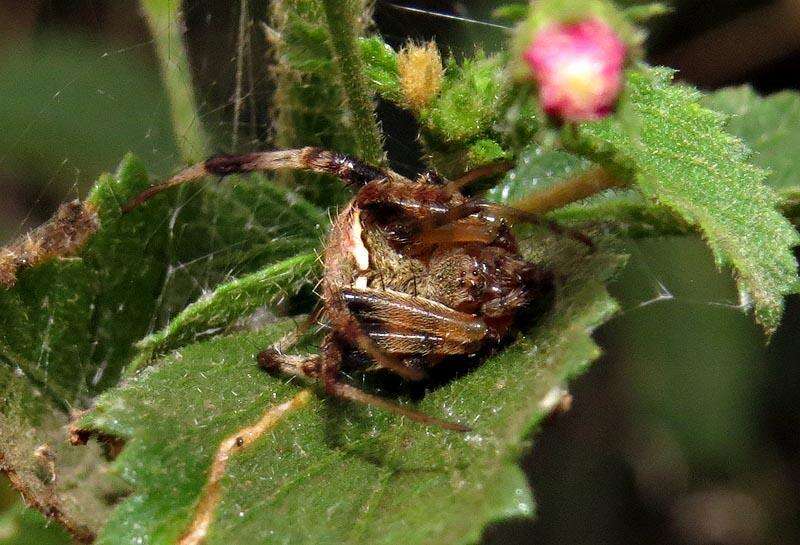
[523,18,626,122]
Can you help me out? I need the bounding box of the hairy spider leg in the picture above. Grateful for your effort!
[319,338,470,431]
[509,166,625,215]
[269,303,324,354]
[124,145,590,246]
[412,218,501,246]
[257,336,470,432]
[444,160,515,193]
[122,147,409,213]
[475,202,595,249]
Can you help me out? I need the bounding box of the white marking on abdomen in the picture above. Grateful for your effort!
[350,209,370,272]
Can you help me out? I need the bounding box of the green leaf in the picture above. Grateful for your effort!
[131,252,321,372]
[359,37,403,104]
[0,153,325,537]
[488,147,591,205]
[415,53,521,177]
[566,66,800,335]
[1,155,169,399]
[702,86,800,193]
[421,54,507,144]
[703,86,800,225]
[0,155,167,539]
[154,171,325,322]
[76,235,623,545]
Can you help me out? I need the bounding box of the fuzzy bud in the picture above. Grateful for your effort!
[523,18,626,122]
[397,41,444,112]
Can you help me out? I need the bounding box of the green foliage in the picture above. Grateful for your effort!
[703,86,800,194]
[622,2,671,22]
[131,252,321,372]
[320,0,385,164]
[359,38,535,177]
[76,235,622,545]
[270,0,379,207]
[0,156,168,538]
[419,55,510,177]
[1,155,168,404]
[704,87,800,224]
[421,55,506,144]
[488,146,689,237]
[0,154,325,538]
[157,170,325,320]
[566,66,800,335]
[488,147,591,204]
[467,139,509,167]
[4,0,800,542]
[359,37,403,103]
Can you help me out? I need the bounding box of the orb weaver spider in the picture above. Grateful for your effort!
[124,147,590,431]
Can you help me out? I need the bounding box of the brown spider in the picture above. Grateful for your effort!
[124,147,574,431]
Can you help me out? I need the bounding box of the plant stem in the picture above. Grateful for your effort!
[511,166,627,214]
[139,0,211,163]
[232,0,249,150]
[320,0,384,164]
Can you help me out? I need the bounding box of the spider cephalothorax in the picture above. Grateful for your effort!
[124,147,559,431]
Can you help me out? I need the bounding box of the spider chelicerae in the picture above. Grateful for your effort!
[124,147,588,431]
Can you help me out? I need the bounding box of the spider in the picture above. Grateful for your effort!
[124,147,583,431]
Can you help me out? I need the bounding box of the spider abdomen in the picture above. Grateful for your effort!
[321,181,550,371]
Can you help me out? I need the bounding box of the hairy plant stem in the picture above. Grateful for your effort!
[320,0,385,164]
[140,0,211,162]
[511,166,628,214]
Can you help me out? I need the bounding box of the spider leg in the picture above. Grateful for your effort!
[354,179,456,219]
[258,350,322,379]
[509,166,625,215]
[122,147,407,213]
[443,160,515,193]
[356,183,487,247]
[255,303,324,375]
[258,336,471,432]
[472,202,595,249]
[356,182,591,252]
[269,304,324,353]
[355,177,590,250]
[410,216,501,247]
[324,381,471,432]
[319,337,471,432]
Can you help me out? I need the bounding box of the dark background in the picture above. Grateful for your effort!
[0,2,798,544]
